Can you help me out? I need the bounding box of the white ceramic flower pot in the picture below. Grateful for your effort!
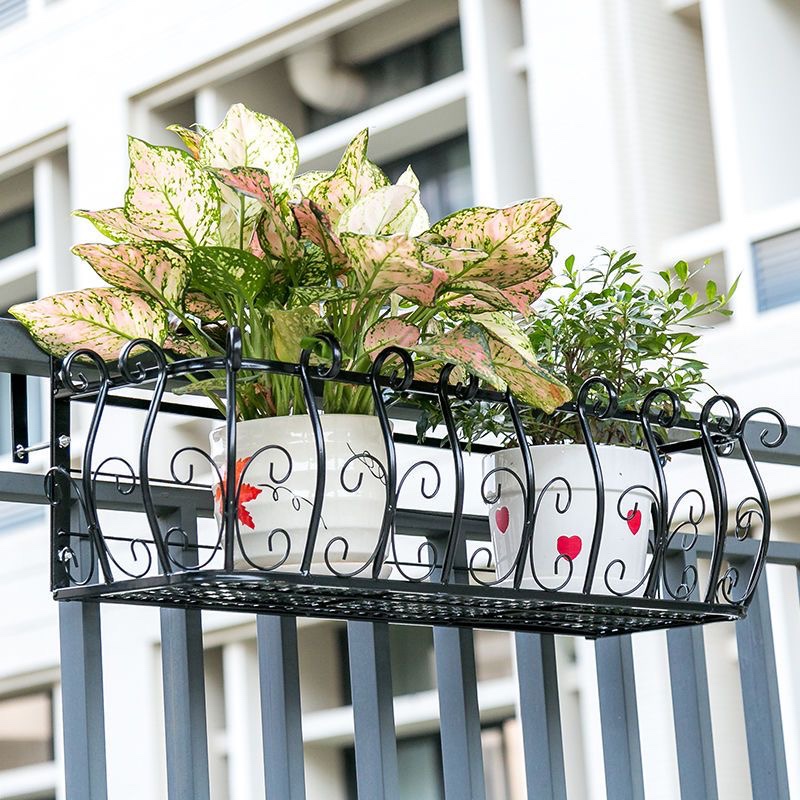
[209,414,388,574]
[484,444,657,595]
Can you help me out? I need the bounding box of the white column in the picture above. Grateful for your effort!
[34,151,73,296]
[195,88,228,130]
[222,640,265,800]
[699,0,757,323]
[459,0,535,207]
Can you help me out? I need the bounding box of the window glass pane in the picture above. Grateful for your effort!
[0,373,44,456]
[382,133,472,222]
[753,227,800,312]
[303,25,462,133]
[0,206,35,261]
[0,690,54,771]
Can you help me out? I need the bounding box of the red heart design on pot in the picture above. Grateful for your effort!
[557,535,582,560]
[626,508,642,535]
[495,506,510,534]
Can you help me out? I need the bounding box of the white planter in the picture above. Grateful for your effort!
[484,444,657,595]
[209,414,388,574]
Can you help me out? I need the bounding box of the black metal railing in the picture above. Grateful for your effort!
[39,325,787,637]
[2,317,799,799]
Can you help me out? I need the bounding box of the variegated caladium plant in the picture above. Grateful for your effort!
[10,102,570,419]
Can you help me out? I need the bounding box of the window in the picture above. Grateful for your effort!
[304,25,463,133]
[344,733,445,800]
[0,206,35,262]
[753,227,800,312]
[0,0,26,32]
[381,134,472,223]
[0,688,54,771]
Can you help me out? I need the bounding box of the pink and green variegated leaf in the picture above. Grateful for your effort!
[495,268,554,315]
[472,312,537,364]
[488,338,571,413]
[292,170,332,199]
[72,243,189,306]
[189,247,267,300]
[308,130,389,227]
[395,267,448,306]
[292,199,347,268]
[440,281,517,313]
[199,104,298,193]
[364,318,420,353]
[167,124,202,159]
[268,308,323,362]
[411,323,505,391]
[395,166,429,236]
[73,208,160,244]
[125,138,221,246]
[211,166,273,205]
[413,362,468,384]
[337,185,418,237]
[428,198,560,288]
[184,292,223,322]
[9,288,168,360]
[418,241,488,276]
[339,233,435,295]
[164,333,208,357]
[257,204,304,264]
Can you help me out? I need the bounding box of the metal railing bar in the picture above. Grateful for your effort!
[664,550,718,800]
[735,575,790,798]
[514,632,568,799]
[430,532,486,800]
[59,508,107,800]
[257,615,306,800]
[158,507,210,800]
[346,621,400,800]
[595,635,645,800]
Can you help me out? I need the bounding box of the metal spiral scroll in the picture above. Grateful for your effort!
[322,346,414,579]
[698,395,740,603]
[234,444,295,571]
[718,407,787,606]
[576,377,618,594]
[659,489,707,600]
[471,469,575,590]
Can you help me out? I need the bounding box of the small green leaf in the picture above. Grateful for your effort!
[189,247,267,300]
[674,260,689,283]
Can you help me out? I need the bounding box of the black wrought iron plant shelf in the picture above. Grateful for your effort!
[47,329,787,638]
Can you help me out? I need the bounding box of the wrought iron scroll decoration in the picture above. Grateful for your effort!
[48,327,786,619]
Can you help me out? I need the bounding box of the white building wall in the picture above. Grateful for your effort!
[0,1,798,798]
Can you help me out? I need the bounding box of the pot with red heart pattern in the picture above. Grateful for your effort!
[483,444,658,595]
[209,414,389,574]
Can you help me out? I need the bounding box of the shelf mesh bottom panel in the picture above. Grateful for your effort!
[53,573,744,638]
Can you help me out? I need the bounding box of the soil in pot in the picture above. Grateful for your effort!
[209,414,388,574]
[484,444,658,595]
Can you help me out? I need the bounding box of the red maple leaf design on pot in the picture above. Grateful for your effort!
[214,457,263,530]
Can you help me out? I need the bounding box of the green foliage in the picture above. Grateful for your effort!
[11,103,571,420]
[419,249,736,447]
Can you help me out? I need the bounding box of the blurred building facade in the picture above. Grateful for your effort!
[0,0,799,798]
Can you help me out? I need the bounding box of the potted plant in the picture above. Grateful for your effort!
[424,249,736,594]
[10,102,571,573]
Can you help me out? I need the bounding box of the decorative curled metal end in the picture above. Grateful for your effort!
[300,331,342,379]
[371,345,414,392]
[641,387,681,428]
[118,338,166,383]
[60,349,110,393]
[638,388,682,598]
[576,376,618,420]
[739,407,787,448]
[700,394,741,437]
